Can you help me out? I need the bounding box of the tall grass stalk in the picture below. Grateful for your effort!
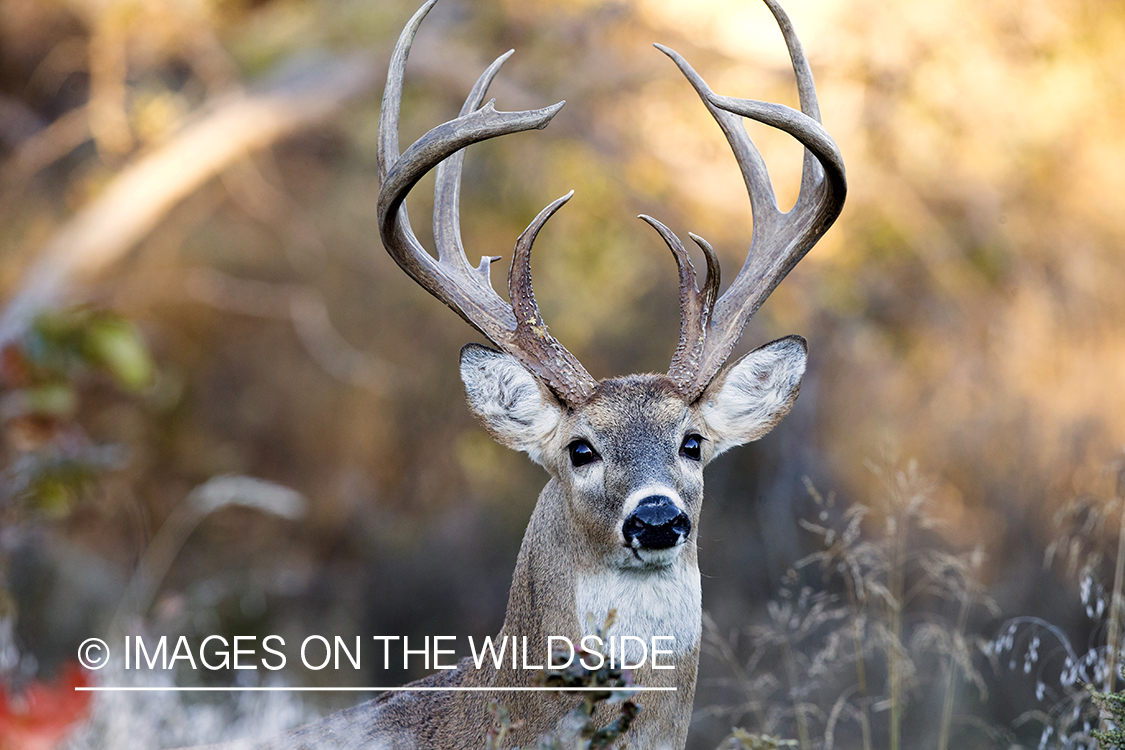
[1104,468,1125,695]
[999,452,1125,747]
[937,546,982,750]
[711,458,993,749]
[781,640,811,750]
[703,612,770,730]
[884,473,906,750]
[843,575,873,750]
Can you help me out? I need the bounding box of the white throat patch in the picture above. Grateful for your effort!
[574,563,701,665]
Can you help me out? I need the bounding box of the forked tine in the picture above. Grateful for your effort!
[638,215,719,390]
[705,94,845,208]
[377,0,597,406]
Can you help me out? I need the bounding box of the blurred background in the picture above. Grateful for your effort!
[0,0,1123,747]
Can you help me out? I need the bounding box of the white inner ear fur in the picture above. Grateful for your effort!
[459,344,562,466]
[698,336,807,456]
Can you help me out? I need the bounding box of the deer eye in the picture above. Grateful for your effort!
[680,434,704,461]
[568,440,600,468]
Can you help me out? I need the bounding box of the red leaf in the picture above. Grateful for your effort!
[0,663,92,750]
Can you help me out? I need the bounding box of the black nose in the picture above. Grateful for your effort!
[622,496,691,550]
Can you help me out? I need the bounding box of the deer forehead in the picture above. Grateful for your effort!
[573,375,692,441]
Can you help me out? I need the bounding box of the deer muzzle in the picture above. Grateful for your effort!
[622,496,691,550]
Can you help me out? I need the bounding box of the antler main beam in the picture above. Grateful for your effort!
[647,0,847,402]
[376,0,597,406]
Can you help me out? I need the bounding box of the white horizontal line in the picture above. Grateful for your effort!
[76,686,675,692]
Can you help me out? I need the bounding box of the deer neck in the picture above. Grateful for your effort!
[497,478,703,676]
[497,479,582,649]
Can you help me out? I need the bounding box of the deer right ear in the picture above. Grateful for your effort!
[459,344,563,465]
[697,335,807,456]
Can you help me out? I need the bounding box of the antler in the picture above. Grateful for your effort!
[646,0,847,403]
[377,0,597,406]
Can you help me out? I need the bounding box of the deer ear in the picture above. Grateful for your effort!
[698,335,807,456]
[459,344,563,465]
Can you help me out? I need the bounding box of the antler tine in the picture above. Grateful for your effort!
[654,44,783,245]
[638,216,719,391]
[377,0,597,406]
[761,0,827,200]
[433,48,513,278]
[378,0,432,181]
[656,0,846,402]
[510,193,596,404]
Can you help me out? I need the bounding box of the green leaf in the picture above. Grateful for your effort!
[84,319,154,391]
[23,382,78,417]
[32,478,75,518]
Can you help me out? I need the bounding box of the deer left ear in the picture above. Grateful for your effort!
[697,335,807,456]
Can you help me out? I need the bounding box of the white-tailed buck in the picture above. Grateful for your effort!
[258,0,843,747]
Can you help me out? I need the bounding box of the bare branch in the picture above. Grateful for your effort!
[185,268,392,392]
[0,52,380,348]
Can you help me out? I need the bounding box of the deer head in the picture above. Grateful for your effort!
[372,0,845,745]
[379,0,843,563]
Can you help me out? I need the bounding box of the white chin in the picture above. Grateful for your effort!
[625,544,683,569]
